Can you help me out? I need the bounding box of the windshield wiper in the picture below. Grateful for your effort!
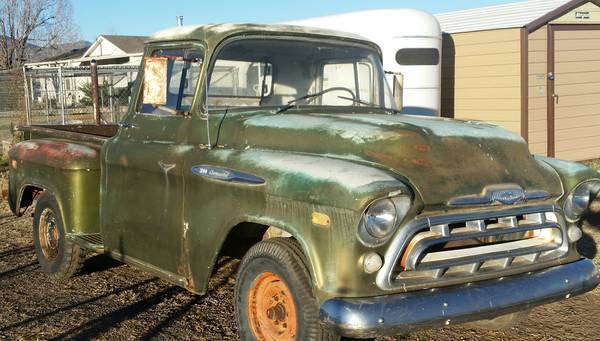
[337,96,373,107]
[276,88,402,115]
[275,87,356,114]
[338,96,402,115]
[276,92,322,114]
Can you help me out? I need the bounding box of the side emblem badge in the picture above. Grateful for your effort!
[191,165,265,185]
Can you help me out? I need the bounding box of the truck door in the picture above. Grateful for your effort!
[101,46,203,278]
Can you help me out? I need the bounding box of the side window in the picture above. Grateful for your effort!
[322,61,374,105]
[208,60,273,108]
[139,48,203,115]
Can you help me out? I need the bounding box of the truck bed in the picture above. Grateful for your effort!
[20,124,119,144]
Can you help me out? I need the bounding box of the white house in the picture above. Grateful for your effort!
[25,35,146,106]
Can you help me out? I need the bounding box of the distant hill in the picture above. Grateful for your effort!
[0,36,91,66]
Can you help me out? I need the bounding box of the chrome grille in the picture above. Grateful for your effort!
[376,205,569,290]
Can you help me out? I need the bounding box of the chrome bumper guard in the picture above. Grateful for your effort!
[320,259,599,338]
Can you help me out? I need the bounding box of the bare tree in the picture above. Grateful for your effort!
[0,0,78,70]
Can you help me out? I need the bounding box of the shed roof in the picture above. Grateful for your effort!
[435,0,571,33]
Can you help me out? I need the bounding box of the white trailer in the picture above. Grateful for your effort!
[286,9,442,116]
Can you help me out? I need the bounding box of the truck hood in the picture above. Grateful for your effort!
[222,111,563,206]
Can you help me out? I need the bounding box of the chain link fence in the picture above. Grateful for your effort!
[24,65,139,126]
[0,65,139,159]
[0,69,26,155]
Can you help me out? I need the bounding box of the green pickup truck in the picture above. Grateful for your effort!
[7,24,600,340]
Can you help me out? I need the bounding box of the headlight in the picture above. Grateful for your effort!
[564,180,600,222]
[358,196,411,247]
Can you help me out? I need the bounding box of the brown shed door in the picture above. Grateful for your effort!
[553,29,600,161]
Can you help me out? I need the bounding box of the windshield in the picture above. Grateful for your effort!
[207,38,396,111]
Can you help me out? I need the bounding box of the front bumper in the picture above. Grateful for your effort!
[319,258,599,338]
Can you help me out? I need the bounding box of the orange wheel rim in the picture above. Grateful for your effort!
[248,272,297,341]
[38,208,59,261]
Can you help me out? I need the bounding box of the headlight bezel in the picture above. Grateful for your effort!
[563,179,600,222]
[358,194,412,247]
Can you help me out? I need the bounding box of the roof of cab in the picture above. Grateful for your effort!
[148,23,379,51]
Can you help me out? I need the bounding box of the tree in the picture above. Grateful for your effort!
[0,0,77,70]
[79,80,133,108]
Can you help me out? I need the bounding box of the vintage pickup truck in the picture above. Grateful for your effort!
[6,24,600,340]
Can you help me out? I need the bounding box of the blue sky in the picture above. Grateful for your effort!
[73,0,522,41]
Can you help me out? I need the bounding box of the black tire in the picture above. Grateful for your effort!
[235,237,340,341]
[32,192,85,280]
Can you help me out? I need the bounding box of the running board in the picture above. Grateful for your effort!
[67,233,105,253]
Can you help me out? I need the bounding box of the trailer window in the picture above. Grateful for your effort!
[395,48,439,66]
[139,48,203,115]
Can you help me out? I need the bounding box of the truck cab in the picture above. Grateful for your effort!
[7,24,600,340]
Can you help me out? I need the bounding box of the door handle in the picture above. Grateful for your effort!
[118,122,137,129]
[552,93,559,104]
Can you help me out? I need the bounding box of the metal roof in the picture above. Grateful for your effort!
[149,24,372,45]
[435,0,571,33]
[149,24,381,55]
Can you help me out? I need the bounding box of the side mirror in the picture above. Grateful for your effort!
[392,73,404,111]
[142,57,168,105]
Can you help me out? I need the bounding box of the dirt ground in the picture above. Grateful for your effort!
[1,198,600,341]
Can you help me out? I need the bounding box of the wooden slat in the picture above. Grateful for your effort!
[554,71,600,85]
[555,29,600,161]
[555,30,600,40]
[446,28,520,47]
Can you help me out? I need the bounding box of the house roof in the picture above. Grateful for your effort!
[39,46,88,62]
[435,0,572,33]
[98,35,147,54]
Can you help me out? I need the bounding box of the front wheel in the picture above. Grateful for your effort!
[235,238,339,341]
[33,192,85,280]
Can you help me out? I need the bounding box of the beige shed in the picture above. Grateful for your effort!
[437,0,600,161]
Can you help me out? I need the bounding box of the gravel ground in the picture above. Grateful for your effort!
[1,196,600,340]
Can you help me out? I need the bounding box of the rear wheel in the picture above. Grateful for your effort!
[33,192,85,280]
[235,238,339,341]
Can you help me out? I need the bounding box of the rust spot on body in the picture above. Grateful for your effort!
[414,144,431,152]
[178,222,195,291]
[9,140,99,169]
[411,158,430,167]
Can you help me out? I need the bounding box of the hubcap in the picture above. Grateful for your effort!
[248,272,297,340]
[38,208,60,261]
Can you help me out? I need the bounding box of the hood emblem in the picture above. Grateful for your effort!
[448,184,549,206]
[490,189,525,205]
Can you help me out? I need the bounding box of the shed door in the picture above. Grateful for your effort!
[553,28,600,161]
